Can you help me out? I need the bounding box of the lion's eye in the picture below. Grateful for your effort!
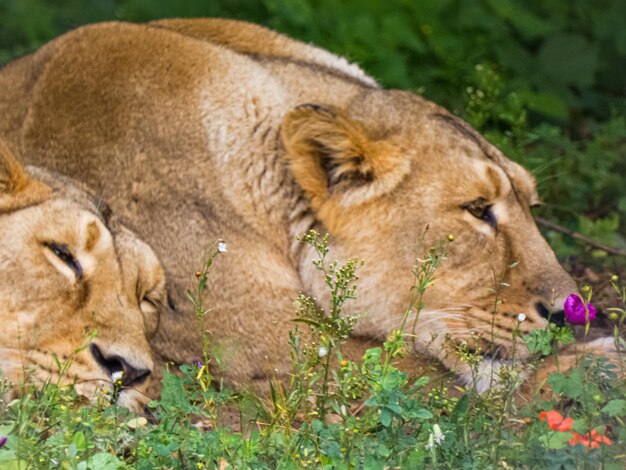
[44,242,83,279]
[464,198,497,229]
[139,297,159,314]
[139,295,161,336]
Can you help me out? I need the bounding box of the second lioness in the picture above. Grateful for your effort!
[0,19,601,389]
[0,142,165,412]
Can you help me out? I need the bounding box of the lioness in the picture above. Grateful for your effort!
[0,19,613,390]
[0,141,165,412]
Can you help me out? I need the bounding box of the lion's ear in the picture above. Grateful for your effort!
[281,104,409,209]
[0,140,51,211]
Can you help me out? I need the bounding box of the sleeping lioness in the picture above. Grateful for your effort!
[0,19,617,391]
[0,141,165,412]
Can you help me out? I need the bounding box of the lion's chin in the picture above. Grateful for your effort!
[116,389,151,414]
[73,378,151,414]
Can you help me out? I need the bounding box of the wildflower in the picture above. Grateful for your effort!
[340,359,348,367]
[0,436,6,449]
[517,313,526,322]
[568,429,611,450]
[611,274,619,282]
[425,424,445,449]
[433,424,445,444]
[539,410,573,432]
[111,370,124,383]
[564,294,596,325]
[425,433,435,450]
[192,359,204,368]
[318,346,328,358]
[126,417,148,429]
[217,241,228,253]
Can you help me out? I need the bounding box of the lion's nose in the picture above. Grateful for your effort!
[535,302,565,326]
[90,343,151,387]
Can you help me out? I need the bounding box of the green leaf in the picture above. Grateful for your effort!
[292,318,321,328]
[602,399,626,417]
[376,443,391,457]
[523,329,553,356]
[547,368,584,399]
[519,91,568,120]
[413,376,430,389]
[312,420,324,433]
[72,431,87,451]
[0,460,28,470]
[539,430,573,449]
[386,404,403,415]
[0,424,14,436]
[380,408,392,427]
[412,408,434,420]
[451,394,469,423]
[363,347,382,364]
[88,452,127,469]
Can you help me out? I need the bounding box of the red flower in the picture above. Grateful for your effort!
[539,410,573,432]
[568,429,612,450]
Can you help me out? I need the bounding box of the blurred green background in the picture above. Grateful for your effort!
[1,0,625,268]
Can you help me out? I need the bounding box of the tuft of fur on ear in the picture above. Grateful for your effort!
[0,140,30,193]
[0,140,51,212]
[281,104,410,209]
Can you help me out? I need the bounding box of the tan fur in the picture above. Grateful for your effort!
[0,143,166,412]
[0,19,615,391]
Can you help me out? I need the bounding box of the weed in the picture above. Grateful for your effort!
[1,239,625,468]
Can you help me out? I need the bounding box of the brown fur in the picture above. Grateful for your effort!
[0,19,617,391]
[0,142,166,412]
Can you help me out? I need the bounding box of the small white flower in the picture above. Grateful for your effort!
[111,371,124,382]
[318,346,328,358]
[217,241,228,253]
[432,424,445,445]
[517,313,526,322]
[425,433,434,450]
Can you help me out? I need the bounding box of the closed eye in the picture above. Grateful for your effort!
[43,242,83,279]
[463,198,497,229]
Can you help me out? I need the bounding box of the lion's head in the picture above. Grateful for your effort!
[282,91,578,388]
[0,142,166,411]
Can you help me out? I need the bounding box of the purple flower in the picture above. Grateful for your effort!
[192,360,203,369]
[564,294,597,325]
[0,436,7,449]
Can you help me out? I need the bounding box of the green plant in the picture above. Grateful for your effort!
[2,241,626,468]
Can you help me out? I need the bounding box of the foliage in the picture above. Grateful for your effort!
[2,232,626,468]
[0,0,625,265]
